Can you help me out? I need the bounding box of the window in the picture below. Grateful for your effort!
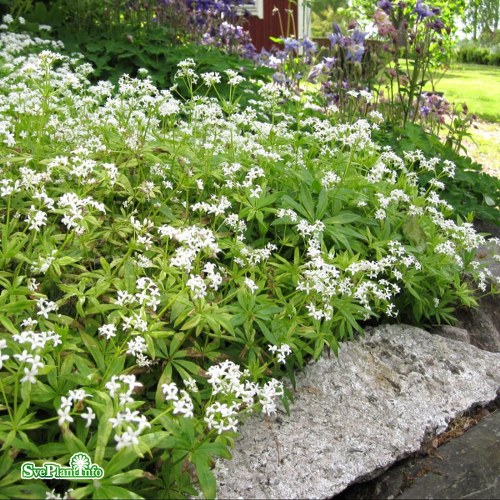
[243,0,264,19]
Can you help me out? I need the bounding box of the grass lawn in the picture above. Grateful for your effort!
[426,63,500,123]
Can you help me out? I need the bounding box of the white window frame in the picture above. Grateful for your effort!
[243,0,264,19]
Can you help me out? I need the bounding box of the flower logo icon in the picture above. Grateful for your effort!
[70,452,91,475]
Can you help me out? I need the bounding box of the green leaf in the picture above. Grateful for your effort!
[192,454,216,500]
[105,448,140,477]
[93,485,144,499]
[80,331,105,372]
[94,393,114,465]
[107,469,145,485]
[0,315,18,334]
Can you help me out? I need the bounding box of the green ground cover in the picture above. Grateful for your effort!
[1,24,496,499]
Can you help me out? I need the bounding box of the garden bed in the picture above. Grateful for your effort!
[0,11,499,499]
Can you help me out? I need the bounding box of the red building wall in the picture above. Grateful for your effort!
[245,1,298,51]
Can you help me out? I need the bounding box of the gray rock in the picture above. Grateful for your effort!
[433,325,471,344]
[216,325,500,499]
[457,306,500,353]
[398,410,500,499]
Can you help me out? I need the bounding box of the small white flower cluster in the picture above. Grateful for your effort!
[186,261,224,300]
[158,224,221,273]
[162,382,195,418]
[206,360,284,418]
[224,213,247,241]
[367,150,405,184]
[321,171,341,189]
[276,208,299,222]
[7,318,62,384]
[204,401,240,434]
[46,488,73,500]
[192,194,232,216]
[435,240,463,267]
[57,389,93,427]
[202,72,221,87]
[225,69,245,87]
[235,242,277,267]
[36,297,59,319]
[105,374,142,404]
[57,192,106,235]
[115,277,160,312]
[175,58,198,82]
[268,344,292,363]
[244,277,259,293]
[296,219,325,239]
[110,408,151,450]
[104,374,151,450]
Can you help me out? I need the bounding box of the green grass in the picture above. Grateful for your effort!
[426,63,500,122]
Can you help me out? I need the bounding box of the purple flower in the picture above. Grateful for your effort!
[283,37,299,53]
[378,0,393,14]
[351,29,367,45]
[273,72,286,84]
[308,63,323,82]
[420,105,431,117]
[301,37,317,53]
[328,33,341,47]
[429,18,445,32]
[323,56,336,69]
[346,43,364,62]
[414,1,435,19]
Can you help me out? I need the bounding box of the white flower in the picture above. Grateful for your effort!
[321,171,340,189]
[36,298,59,319]
[98,324,117,339]
[244,277,258,293]
[202,72,221,86]
[172,390,194,418]
[25,205,47,231]
[21,365,39,384]
[81,407,96,428]
[277,344,292,364]
[114,427,140,450]
[162,382,179,401]
[14,350,33,363]
[126,335,148,356]
[27,354,44,370]
[184,377,198,392]
[57,407,74,426]
[0,351,8,369]
[186,274,207,300]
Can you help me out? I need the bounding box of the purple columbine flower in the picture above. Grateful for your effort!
[420,105,431,117]
[351,29,367,45]
[323,56,337,69]
[346,43,365,62]
[328,33,341,47]
[414,1,435,19]
[273,72,286,84]
[378,0,393,14]
[302,37,317,53]
[283,37,300,53]
[429,18,445,32]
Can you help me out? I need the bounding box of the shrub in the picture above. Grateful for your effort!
[0,23,496,499]
[455,41,500,66]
